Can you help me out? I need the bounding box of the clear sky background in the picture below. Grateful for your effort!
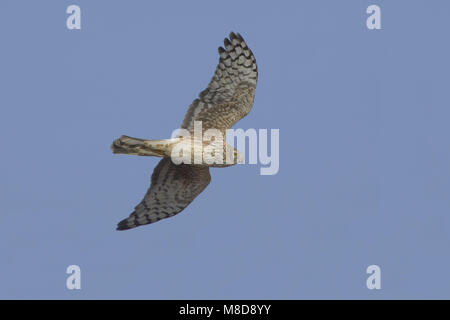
[1,0,449,299]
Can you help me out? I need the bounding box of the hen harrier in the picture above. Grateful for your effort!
[111,32,258,230]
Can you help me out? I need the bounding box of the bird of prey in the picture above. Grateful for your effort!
[111,32,258,230]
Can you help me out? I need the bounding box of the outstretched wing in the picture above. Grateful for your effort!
[117,158,211,230]
[181,32,258,132]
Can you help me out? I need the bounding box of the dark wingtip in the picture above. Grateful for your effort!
[218,46,225,54]
[223,38,231,47]
[116,219,134,231]
[230,31,245,41]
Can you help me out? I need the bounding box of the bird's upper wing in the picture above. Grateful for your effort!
[180,32,258,132]
[116,157,211,230]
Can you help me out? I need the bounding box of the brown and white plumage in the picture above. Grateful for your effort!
[114,32,257,230]
[116,158,211,230]
[181,32,258,133]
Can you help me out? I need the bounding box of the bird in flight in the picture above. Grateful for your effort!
[111,32,258,230]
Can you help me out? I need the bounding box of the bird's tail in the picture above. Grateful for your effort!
[111,135,177,157]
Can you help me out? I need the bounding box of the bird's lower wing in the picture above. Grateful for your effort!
[117,157,211,230]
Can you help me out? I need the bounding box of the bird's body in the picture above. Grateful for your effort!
[112,32,258,230]
[113,134,242,167]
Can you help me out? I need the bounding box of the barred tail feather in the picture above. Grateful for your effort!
[111,135,171,157]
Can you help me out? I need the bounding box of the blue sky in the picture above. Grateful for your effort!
[1,0,450,299]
